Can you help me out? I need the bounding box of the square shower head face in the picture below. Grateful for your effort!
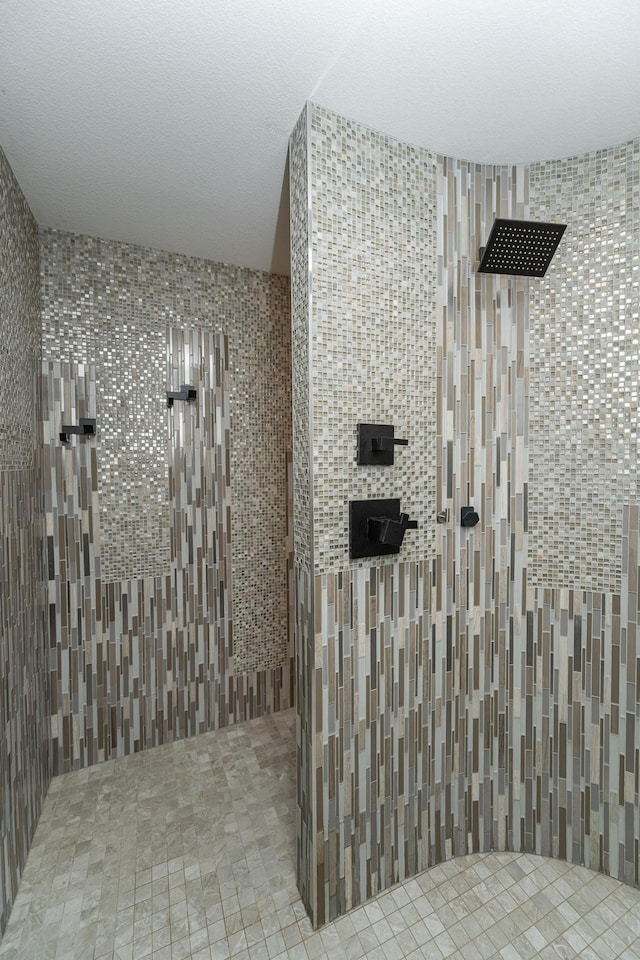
[477,218,567,277]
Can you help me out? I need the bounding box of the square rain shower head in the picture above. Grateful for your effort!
[477,218,567,277]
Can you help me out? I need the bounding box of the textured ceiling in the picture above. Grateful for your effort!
[1,0,639,275]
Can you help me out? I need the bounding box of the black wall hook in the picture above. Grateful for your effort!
[60,418,96,444]
[167,385,197,408]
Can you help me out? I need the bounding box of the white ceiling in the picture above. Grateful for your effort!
[1,0,639,276]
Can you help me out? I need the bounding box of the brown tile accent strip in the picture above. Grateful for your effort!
[436,155,530,866]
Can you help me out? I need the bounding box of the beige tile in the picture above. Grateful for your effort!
[3,708,640,960]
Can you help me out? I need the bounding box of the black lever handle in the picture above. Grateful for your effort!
[368,512,418,547]
[371,435,408,452]
[357,424,408,465]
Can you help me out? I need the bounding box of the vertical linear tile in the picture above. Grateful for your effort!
[43,331,293,775]
[298,102,439,926]
[43,361,98,771]
[437,156,530,867]
[0,145,49,936]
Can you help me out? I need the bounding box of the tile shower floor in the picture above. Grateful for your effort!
[2,709,640,960]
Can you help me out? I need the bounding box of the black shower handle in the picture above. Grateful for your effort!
[372,435,408,452]
[369,512,418,547]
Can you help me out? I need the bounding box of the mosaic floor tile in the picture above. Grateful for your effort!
[1,711,640,959]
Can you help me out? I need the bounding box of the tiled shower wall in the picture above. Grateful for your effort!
[0,147,49,934]
[290,104,640,926]
[308,107,437,571]
[436,157,530,864]
[304,106,439,926]
[510,140,640,882]
[528,142,639,592]
[289,106,315,917]
[40,230,293,773]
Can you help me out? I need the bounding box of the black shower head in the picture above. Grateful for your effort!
[477,218,566,277]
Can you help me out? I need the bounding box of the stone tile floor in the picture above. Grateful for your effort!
[1,708,640,959]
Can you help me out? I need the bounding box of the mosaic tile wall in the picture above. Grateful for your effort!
[289,105,316,920]
[291,104,439,924]
[511,140,640,881]
[40,232,293,772]
[291,103,640,927]
[40,229,292,676]
[312,156,530,924]
[310,561,433,926]
[290,105,313,570]
[43,331,294,774]
[96,322,170,581]
[0,149,41,471]
[292,107,529,924]
[528,139,640,592]
[309,106,437,572]
[0,147,49,935]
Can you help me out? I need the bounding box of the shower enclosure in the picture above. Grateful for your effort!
[290,102,640,927]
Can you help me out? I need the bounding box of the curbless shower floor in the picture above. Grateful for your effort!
[1,710,639,960]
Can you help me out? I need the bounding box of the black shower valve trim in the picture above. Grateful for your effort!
[357,423,409,465]
[349,498,418,559]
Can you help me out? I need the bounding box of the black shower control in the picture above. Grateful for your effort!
[357,424,408,465]
[369,513,418,547]
[349,498,418,559]
[461,507,480,528]
[167,384,197,407]
[60,418,96,444]
[372,436,408,452]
